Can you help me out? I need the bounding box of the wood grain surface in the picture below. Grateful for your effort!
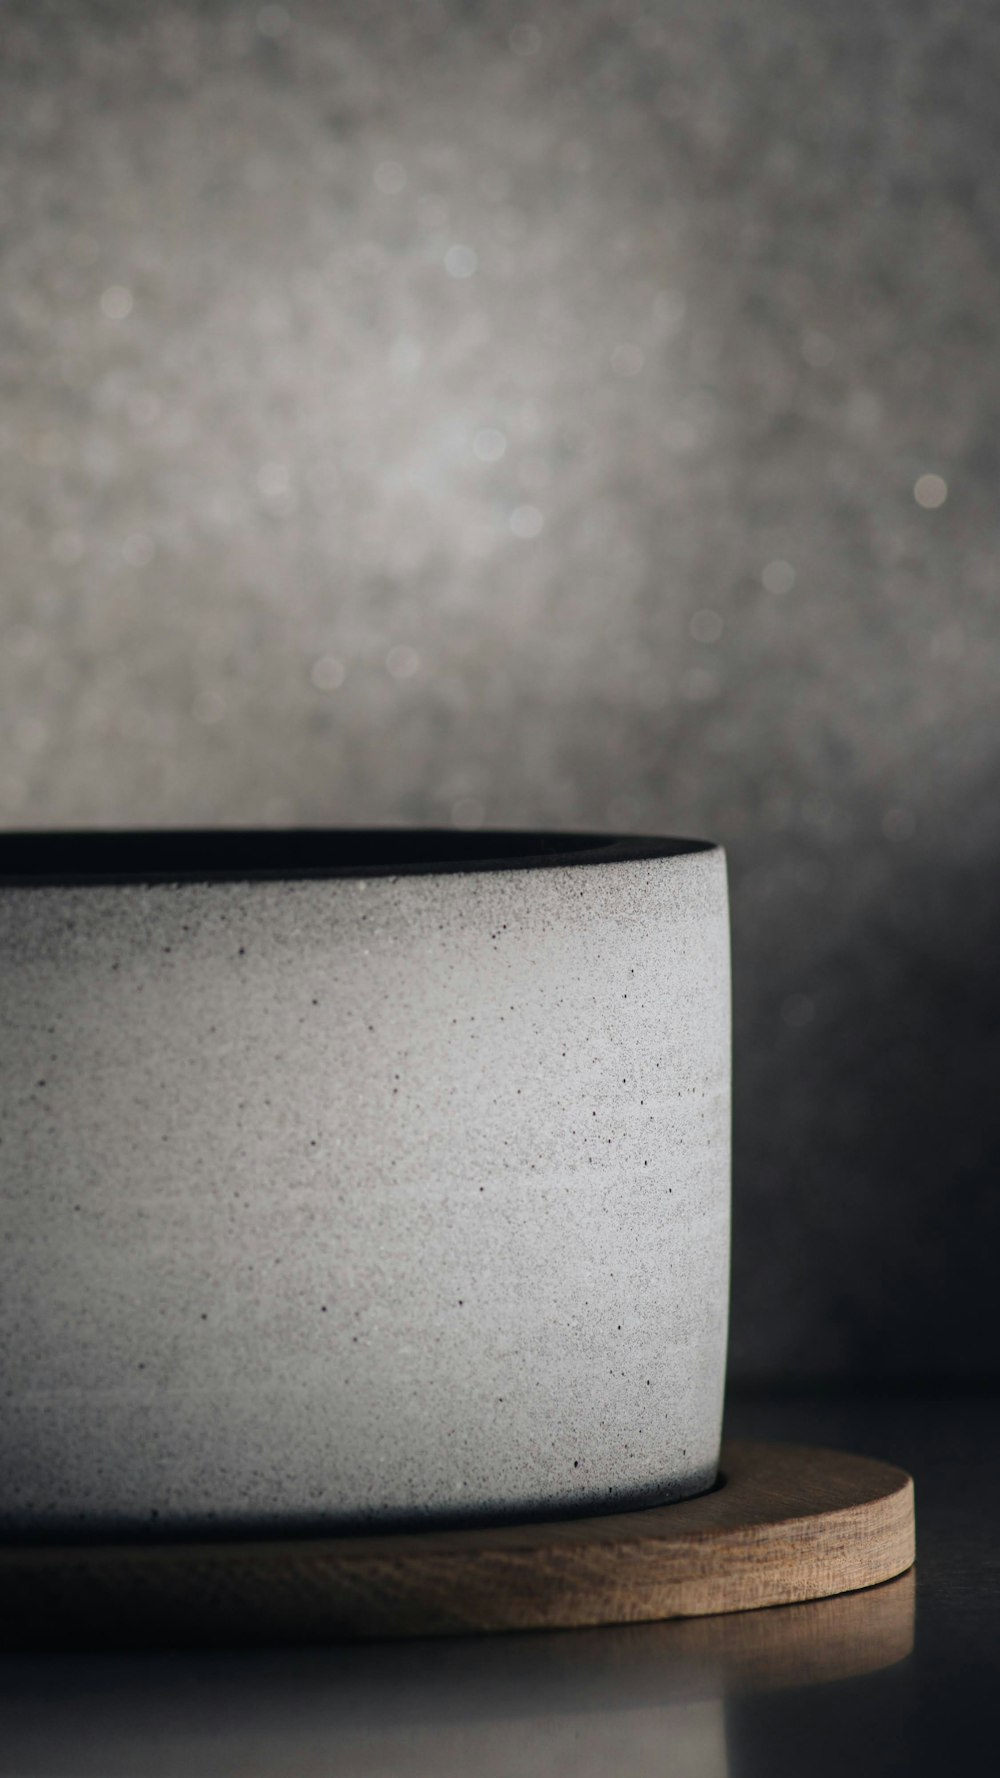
[0,1441,915,1649]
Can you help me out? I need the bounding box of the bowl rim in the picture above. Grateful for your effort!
[0,829,718,887]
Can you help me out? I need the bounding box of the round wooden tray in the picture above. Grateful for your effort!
[0,1441,914,1649]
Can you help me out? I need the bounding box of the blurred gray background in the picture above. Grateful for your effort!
[3,0,999,1383]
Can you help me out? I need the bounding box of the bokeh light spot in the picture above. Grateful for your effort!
[374,160,406,195]
[473,427,507,462]
[99,285,133,320]
[762,559,797,596]
[310,655,346,692]
[386,644,420,679]
[445,244,478,279]
[509,504,543,538]
[914,473,948,509]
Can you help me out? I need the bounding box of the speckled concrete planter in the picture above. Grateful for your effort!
[0,831,730,1538]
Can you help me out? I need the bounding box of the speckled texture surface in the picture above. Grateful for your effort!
[3,0,999,1383]
[0,841,730,1534]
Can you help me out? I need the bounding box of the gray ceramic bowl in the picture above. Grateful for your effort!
[0,830,730,1538]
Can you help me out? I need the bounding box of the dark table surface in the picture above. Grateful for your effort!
[1,1391,996,1776]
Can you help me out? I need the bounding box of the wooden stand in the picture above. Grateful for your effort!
[0,1442,914,1649]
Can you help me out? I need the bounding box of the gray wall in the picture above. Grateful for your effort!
[3,0,999,1380]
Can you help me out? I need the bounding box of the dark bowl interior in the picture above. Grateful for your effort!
[0,830,714,886]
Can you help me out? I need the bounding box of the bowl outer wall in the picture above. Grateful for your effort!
[0,844,730,1535]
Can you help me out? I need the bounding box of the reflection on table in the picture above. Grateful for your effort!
[0,1570,913,1777]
